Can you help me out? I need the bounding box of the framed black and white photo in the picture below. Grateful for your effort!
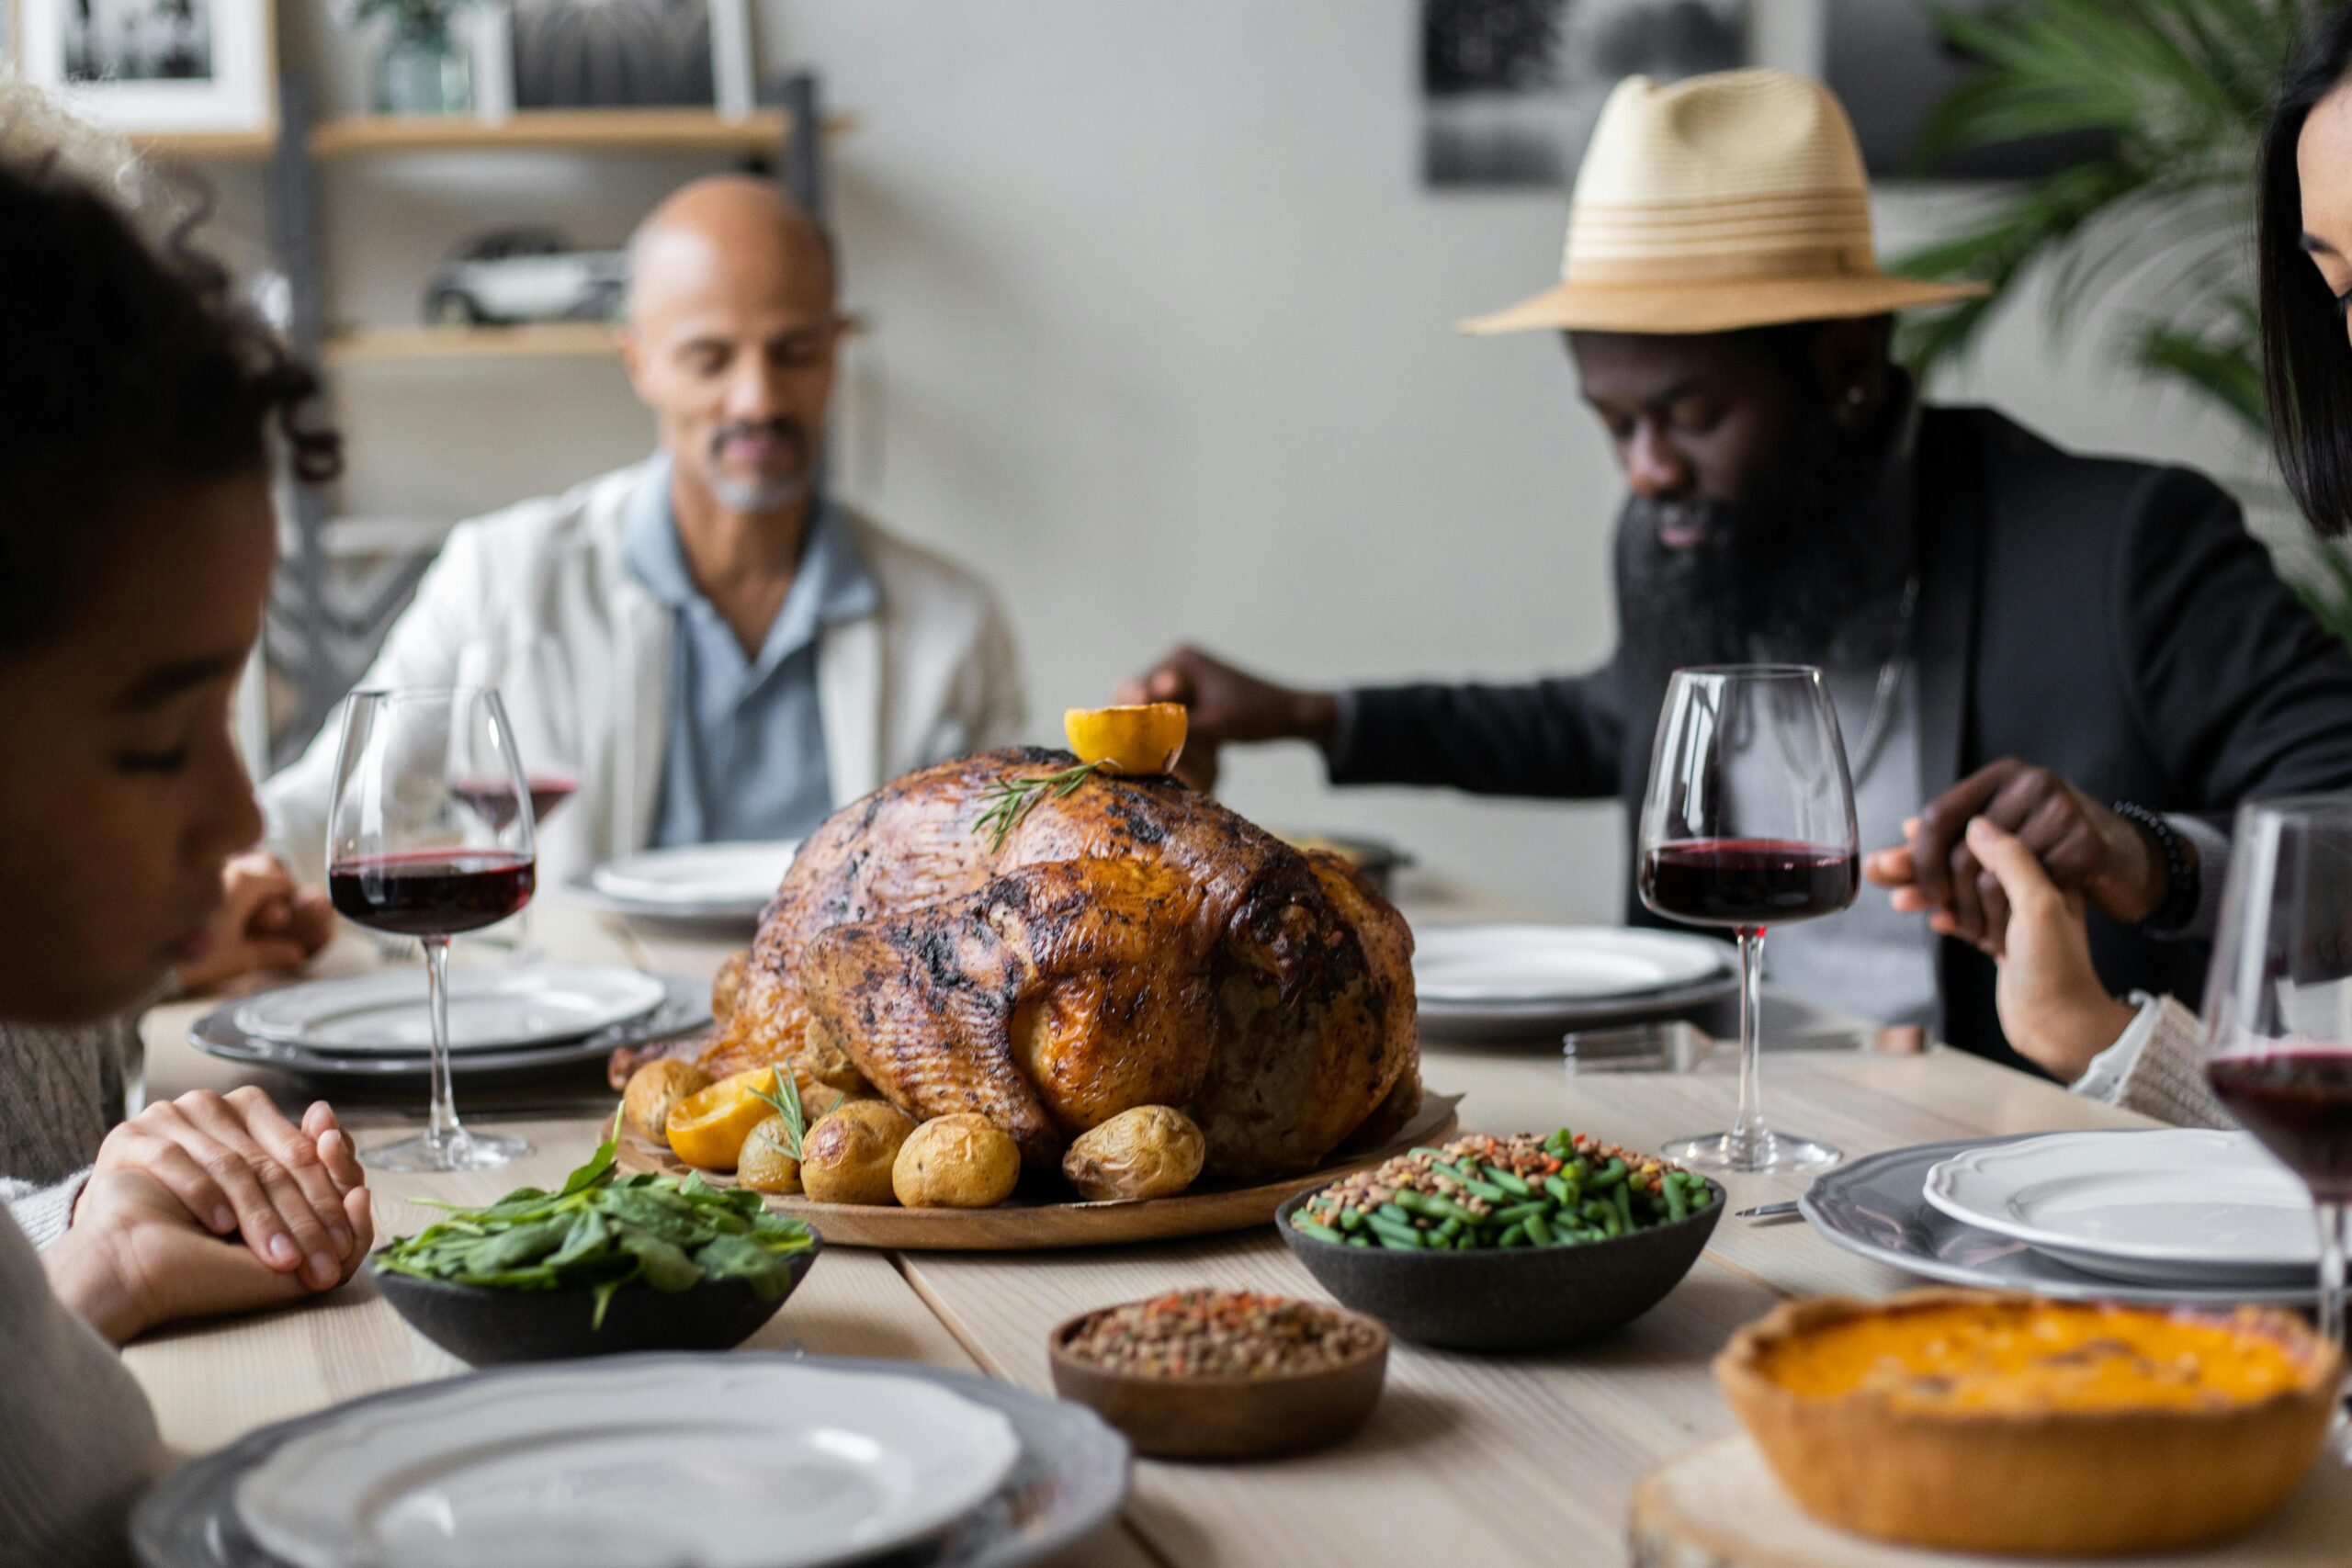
[11,0,274,133]
[508,0,752,116]
[1421,0,1747,188]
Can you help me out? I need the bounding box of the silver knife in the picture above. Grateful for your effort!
[1736,1200,1802,1220]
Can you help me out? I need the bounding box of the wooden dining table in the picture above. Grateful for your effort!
[130,897,2167,1568]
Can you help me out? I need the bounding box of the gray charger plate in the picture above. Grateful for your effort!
[188,974,709,1080]
[1801,1134,2318,1306]
[132,1351,1132,1568]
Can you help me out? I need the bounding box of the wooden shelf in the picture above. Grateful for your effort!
[128,126,278,163]
[324,321,623,365]
[309,107,837,158]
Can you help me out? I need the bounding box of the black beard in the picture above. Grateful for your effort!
[1616,411,1892,690]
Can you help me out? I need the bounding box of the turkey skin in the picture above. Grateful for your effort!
[616,748,1419,1182]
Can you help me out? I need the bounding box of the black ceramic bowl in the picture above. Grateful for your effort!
[1275,1179,1722,1351]
[368,1240,820,1365]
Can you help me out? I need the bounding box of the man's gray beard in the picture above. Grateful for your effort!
[709,470,808,513]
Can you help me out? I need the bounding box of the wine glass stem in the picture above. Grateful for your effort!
[1730,927,1768,1167]
[2312,1197,2352,1453]
[422,935,464,1154]
[511,895,537,964]
[2319,1197,2348,1359]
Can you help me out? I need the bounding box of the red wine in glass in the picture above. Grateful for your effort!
[327,685,537,1173]
[1639,840,1860,929]
[328,850,537,939]
[2207,1049,2352,1201]
[452,775,577,830]
[1636,665,1857,1175]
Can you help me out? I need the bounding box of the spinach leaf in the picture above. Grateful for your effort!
[620,1230,704,1293]
[561,1141,618,1196]
[694,1234,795,1301]
[377,1141,817,1328]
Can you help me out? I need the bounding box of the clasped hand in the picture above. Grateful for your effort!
[1864,759,2151,1078]
[50,1088,372,1344]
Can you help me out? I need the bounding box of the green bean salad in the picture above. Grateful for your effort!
[1289,1129,1713,1251]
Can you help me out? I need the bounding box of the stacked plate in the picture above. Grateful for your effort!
[1802,1130,2320,1305]
[191,965,710,1080]
[133,1354,1131,1568]
[566,840,800,926]
[1413,923,1739,1042]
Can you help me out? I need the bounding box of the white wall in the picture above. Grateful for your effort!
[246,0,2261,920]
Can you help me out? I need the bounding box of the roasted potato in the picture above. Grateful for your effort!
[622,1057,711,1147]
[737,1112,803,1194]
[893,1114,1021,1209]
[800,1100,918,1204]
[1062,1105,1205,1200]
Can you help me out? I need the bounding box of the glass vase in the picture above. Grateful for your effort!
[375,19,473,116]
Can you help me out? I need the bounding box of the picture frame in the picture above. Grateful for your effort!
[1420,0,1748,189]
[9,0,276,135]
[505,0,752,117]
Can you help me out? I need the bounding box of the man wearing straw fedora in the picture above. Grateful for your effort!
[1122,69,2352,1071]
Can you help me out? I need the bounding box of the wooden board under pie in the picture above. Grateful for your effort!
[1629,1436,2352,1568]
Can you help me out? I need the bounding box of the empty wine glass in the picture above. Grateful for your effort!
[327,687,537,1172]
[458,637,579,963]
[2201,796,2352,1390]
[1636,665,1859,1175]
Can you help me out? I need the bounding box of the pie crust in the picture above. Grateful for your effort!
[1714,1289,2342,1555]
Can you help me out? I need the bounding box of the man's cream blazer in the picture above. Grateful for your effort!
[262,460,1026,886]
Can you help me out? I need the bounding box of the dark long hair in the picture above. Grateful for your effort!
[2261,4,2352,537]
[0,153,340,655]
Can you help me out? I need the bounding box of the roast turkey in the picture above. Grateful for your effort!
[614,748,1419,1182]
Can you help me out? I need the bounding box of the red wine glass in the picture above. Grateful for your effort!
[2202,796,2352,1391]
[458,637,579,964]
[1636,665,1859,1175]
[327,687,537,1172]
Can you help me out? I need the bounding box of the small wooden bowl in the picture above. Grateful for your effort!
[1046,1298,1388,1461]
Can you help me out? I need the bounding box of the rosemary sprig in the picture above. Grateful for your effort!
[748,1066,844,1160]
[973,761,1103,852]
[749,1067,809,1159]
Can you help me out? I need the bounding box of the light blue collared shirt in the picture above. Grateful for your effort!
[620,456,877,847]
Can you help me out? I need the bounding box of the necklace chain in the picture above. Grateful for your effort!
[1847,574,1920,781]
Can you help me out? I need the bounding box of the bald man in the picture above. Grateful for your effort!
[264,178,1023,886]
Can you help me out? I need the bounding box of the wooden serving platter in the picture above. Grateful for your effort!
[614,1092,1461,1251]
[1629,1436,2352,1568]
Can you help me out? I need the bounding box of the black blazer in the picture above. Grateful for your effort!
[1331,405,2352,1070]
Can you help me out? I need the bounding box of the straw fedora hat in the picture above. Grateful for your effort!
[1461,68,1987,336]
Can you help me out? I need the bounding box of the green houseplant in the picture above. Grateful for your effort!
[1891,0,2352,643]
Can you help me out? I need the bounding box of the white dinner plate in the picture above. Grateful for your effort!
[1924,1129,2318,1285]
[567,841,799,927]
[234,1358,1022,1568]
[1413,924,1732,1004]
[233,965,667,1055]
[591,840,800,905]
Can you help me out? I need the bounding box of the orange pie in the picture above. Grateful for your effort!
[1715,1290,2341,1555]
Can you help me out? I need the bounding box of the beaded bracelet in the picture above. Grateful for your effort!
[2111,800,2199,933]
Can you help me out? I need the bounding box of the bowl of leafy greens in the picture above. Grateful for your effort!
[369,1139,820,1365]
